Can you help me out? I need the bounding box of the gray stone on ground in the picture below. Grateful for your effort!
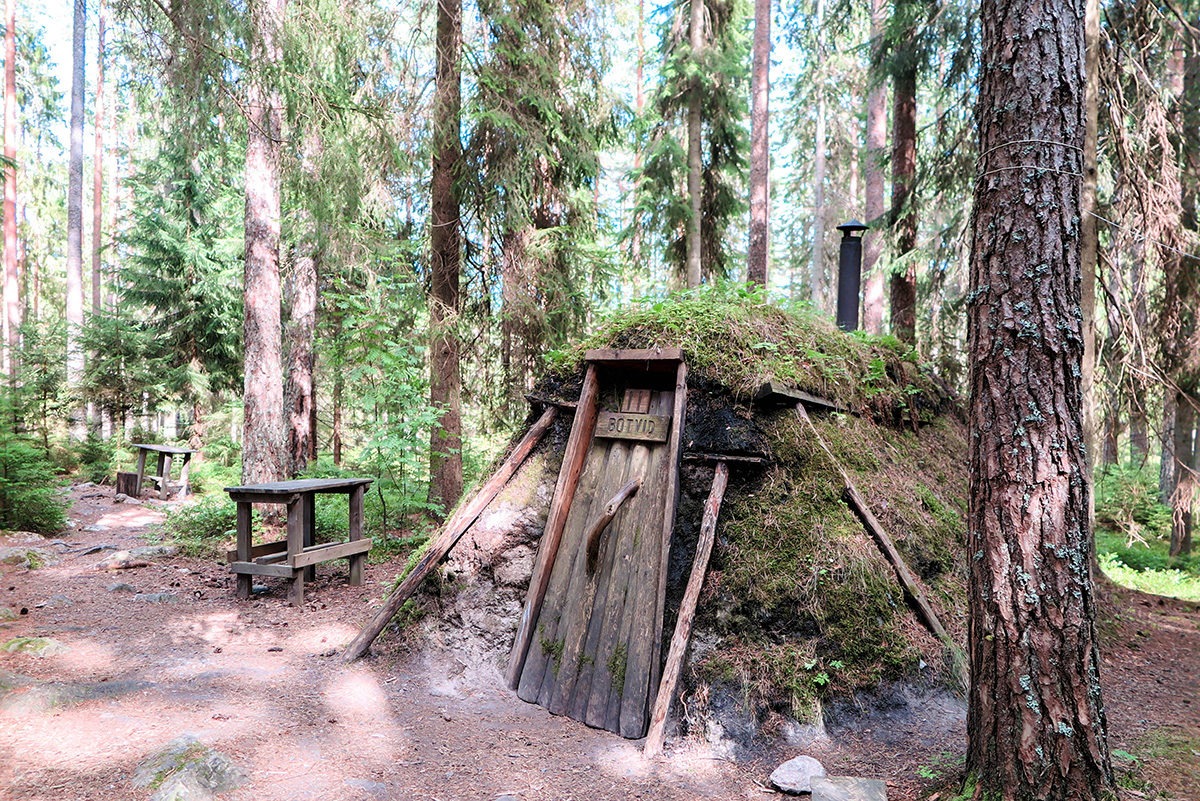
[96,545,178,571]
[1,637,68,657]
[810,776,888,801]
[0,547,56,569]
[132,735,247,801]
[107,582,137,593]
[0,607,17,622]
[36,594,74,608]
[770,755,827,794]
[136,592,181,604]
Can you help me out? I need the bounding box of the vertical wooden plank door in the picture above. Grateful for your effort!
[510,355,686,738]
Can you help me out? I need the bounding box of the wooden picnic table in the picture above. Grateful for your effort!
[131,443,198,500]
[224,477,373,605]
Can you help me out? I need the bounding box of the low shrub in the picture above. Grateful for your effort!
[0,437,67,534]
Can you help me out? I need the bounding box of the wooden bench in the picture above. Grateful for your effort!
[131,444,198,500]
[224,478,374,605]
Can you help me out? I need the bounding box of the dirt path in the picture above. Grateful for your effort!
[0,485,761,801]
[1,484,1197,800]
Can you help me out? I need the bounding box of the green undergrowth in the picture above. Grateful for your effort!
[547,282,950,424]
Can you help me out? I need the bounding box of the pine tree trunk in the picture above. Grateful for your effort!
[91,1,104,316]
[285,210,318,477]
[861,0,887,335]
[685,0,704,289]
[1080,0,1099,526]
[3,0,18,380]
[889,66,918,347]
[1170,395,1196,556]
[241,0,288,485]
[332,310,344,467]
[746,0,769,286]
[500,226,531,422]
[66,0,87,440]
[428,0,464,515]
[966,0,1112,796]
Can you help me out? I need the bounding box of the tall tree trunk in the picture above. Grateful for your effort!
[685,0,704,288]
[966,0,1112,795]
[630,0,645,278]
[861,0,887,335]
[500,226,530,421]
[1128,238,1149,464]
[1170,395,1196,556]
[66,0,86,440]
[91,0,104,315]
[3,0,17,379]
[809,0,827,308]
[241,0,288,485]
[332,308,344,467]
[746,0,769,286]
[428,0,464,515]
[285,211,317,477]
[889,66,918,347]
[1080,0,1099,527]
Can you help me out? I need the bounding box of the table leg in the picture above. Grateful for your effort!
[303,492,316,581]
[287,497,306,606]
[180,455,191,497]
[160,455,174,500]
[236,502,253,600]
[349,484,365,586]
[135,450,147,497]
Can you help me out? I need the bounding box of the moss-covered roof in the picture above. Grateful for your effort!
[546,284,954,426]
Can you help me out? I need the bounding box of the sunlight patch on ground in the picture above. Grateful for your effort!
[323,667,395,724]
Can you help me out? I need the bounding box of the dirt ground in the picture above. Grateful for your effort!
[1,484,1197,801]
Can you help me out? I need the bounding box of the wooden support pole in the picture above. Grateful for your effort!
[342,405,558,663]
[644,460,728,758]
[793,404,968,691]
[506,366,601,687]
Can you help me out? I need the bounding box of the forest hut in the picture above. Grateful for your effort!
[346,294,970,752]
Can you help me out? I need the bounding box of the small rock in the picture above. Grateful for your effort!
[132,734,247,801]
[267,646,283,652]
[35,594,74,609]
[251,584,268,594]
[83,524,108,533]
[81,544,119,555]
[107,583,137,593]
[113,493,129,503]
[77,481,96,490]
[493,795,521,801]
[135,593,181,604]
[1,637,68,657]
[810,776,888,801]
[96,551,151,571]
[344,778,390,798]
[0,607,17,621]
[770,755,827,795]
[0,547,55,569]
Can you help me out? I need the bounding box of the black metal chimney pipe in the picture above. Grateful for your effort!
[835,220,868,332]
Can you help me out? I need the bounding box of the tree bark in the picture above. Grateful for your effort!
[428,0,464,515]
[66,0,87,440]
[809,0,827,308]
[91,0,104,315]
[889,66,917,347]
[1080,0,1099,527]
[2,0,17,379]
[685,0,704,288]
[1170,395,1195,556]
[861,0,887,335]
[966,0,1113,796]
[241,0,288,485]
[285,211,318,477]
[746,0,769,286]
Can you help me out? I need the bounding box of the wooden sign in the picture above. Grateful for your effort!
[595,410,671,442]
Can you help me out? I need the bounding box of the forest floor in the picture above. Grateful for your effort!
[0,483,1197,801]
